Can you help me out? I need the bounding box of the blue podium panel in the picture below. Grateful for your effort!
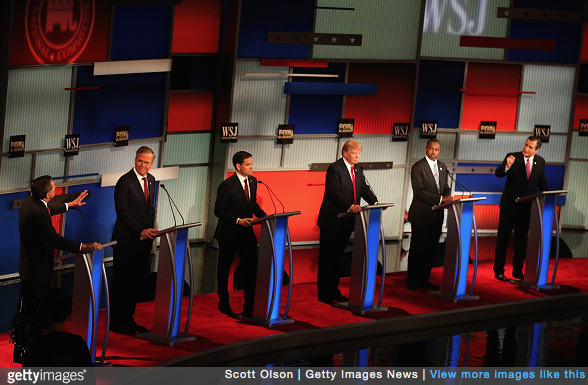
[168,227,188,338]
[363,209,381,309]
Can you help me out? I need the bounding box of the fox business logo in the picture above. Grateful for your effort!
[6,369,86,384]
[25,0,95,64]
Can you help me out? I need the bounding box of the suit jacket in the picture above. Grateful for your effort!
[317,158,378,230]
[19,196,80,286]
[112,169,156,248]
[214,173,267,242]
[408,157,451,224]
[496,151,548,208]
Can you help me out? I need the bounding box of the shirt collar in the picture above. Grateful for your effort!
[524,154,535,164]
[425,155,437,167]
[342,157,354,170]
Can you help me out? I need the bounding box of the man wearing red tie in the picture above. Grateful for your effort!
[316,140,378,305]
[494,136,548,282]
[214,151,267,317]
[111,146,158,334]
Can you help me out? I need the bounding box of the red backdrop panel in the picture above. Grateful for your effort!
[167,92,214,132]
[171,0,221,53]
[344,63,415,134]
[10,0,110,66]
[461,63,522,131]
[573,95,588,130]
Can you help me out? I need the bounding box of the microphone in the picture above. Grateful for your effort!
[258,180,284,213]
[445,169,472,198]
[70,207,100,243]
[160,183,185,226]
[359,165,379,203]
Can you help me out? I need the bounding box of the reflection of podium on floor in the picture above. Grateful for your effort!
[137,222,201,346]
[431,197,485,302]
[335,203,394,315]
[58,240,117,366]
[515,190,567,291]
[242,211,300,328]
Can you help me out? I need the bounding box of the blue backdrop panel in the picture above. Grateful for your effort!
[288,94,343,134]
[73,66,166,145]
[414,60,464,129]
[110,5,172,60]
[0,191,30,276]
[507,0,583,64]
[64,183,117,259]
[285,82,377,95]
[456,164,565,194]
[237,0,315,58]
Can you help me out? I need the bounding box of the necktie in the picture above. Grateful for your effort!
[350,166,357,204]
[244,178,250,203]
[433,163,440,192]
[526,158,531,179]
[142,177,149,201]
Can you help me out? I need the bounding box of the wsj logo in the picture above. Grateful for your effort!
[25,0,95,64]
[420,120,438,138]
[393,123,409,142]
[534,125,550,143]
[64,134,80,156]
[423,0,489,36]
[221,123,238,143]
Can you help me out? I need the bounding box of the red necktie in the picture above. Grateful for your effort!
[143,177,149,201]
[350,166,356,204]
[244,178,250,204]
[526,158,531,180]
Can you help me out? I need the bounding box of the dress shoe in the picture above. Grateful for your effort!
[133,322,149,333]
[405,282,418,291]
[218,303,236,317]
[495,273,508,281]
[318,297,334,305]
[420,281,440,290]
[512,271,524,280]
[333,293,348,302]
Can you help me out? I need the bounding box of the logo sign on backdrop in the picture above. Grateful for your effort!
[534,124,550,143]
[337,119,354,138]
[420,120,438,139]
[479,121,496,139]
[392,123,409,142]
[9,135,26,158]
[277,124,294,144]
[64,134,80,156]
[25,0,95,64]
[115,126,129,147]
[221,123,238,143]
[580,119,588,137]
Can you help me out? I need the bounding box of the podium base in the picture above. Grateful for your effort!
[333,302,388,315]
[429,290,480,303]
[239,315,295,329]
[136,331,196,347]
[517,281,560,291]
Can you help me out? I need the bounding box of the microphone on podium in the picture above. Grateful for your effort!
[257,180,284,213]
[445,169,472,198]
[160,183,185,226]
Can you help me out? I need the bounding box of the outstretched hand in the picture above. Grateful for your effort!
[69,190,89,208]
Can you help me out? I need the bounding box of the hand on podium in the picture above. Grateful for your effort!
[442,195,453,203]
[69,190,89,207]
[81,242,102,251]
[238,218,254,227]
[349,204,361,214]
[141,228,158,239]
[376,202,389,210]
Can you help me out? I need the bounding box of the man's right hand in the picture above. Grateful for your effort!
[141,228,158,239]
[238,218,254,227]
[506,155,515,168]
[82,242,102,251]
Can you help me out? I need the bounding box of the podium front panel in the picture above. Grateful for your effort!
[525,195,555,286]
[171,227,189,337]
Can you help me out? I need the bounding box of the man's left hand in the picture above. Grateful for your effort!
[69,190,89,207]
[441,195,453,203]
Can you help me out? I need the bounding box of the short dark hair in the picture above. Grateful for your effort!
[136,146,155,159]
[426,138,441,147]
[232,151,252,169]
[527,135,542,149]
[30,175,53,200]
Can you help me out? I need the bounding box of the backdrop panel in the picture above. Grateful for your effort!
[163,133,211,165]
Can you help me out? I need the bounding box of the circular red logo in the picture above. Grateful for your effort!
[25,0,95,64]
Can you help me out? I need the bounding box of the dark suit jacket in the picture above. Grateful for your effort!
[112,169,156,248]
[19,196,80,287]
[408,157,451,224]
[214,173,267,242]
[496,152,548,208]
[317,158,378,231]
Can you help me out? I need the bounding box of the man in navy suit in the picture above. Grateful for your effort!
[110,146,158,334]
[214,151,267,317]
[494,136,548,281]
[317,140,378,305]
[407,139,452,291]
[17,175,100,360]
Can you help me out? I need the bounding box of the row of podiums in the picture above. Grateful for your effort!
[62,190,566,364]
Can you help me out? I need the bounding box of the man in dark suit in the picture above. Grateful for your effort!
[407,139,452,291]
[110,146,158,334]
[317,140,378,305]
[17,175,100,360]
[494,136,548,281]
[214,151,267,317]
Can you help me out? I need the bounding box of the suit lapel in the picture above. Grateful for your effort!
[131,170,149,207]
[338,159,354,201]
[423,158,438,192]
[232,173,249,207]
